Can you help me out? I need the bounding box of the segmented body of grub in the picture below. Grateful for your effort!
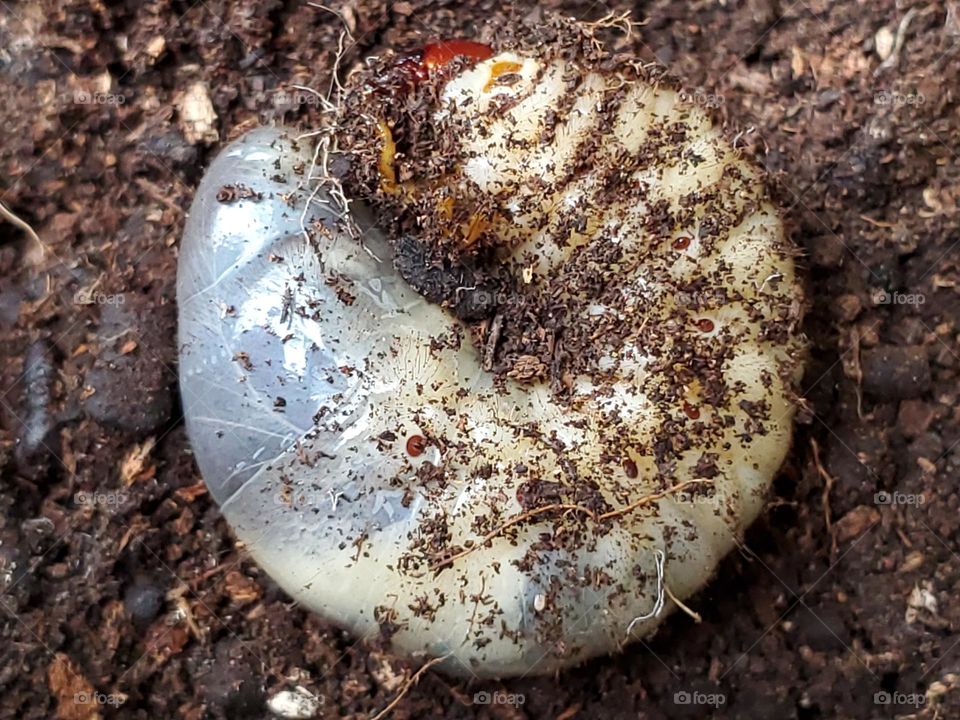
[178,16,804,677]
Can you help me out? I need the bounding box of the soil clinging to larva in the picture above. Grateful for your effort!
[329,14,804,500]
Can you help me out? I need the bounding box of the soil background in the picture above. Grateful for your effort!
[2,0,960,718]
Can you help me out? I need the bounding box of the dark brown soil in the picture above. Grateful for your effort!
[1,1,959,719]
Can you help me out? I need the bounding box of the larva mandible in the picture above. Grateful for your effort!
[177,15,805,677]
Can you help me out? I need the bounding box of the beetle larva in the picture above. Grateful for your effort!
[178,15,804,677]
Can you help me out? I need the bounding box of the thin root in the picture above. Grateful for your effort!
[665,581,702,623]
[875,8,918,75]
[0,200,44,258]
[626,549,665,634]
[369,653,452,720]
[580,10,643,44]
[810,437,838,555]
[430,479,712,571]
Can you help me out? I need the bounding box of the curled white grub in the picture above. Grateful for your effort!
[178,15,804,677]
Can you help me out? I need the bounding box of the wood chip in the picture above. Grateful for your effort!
[790,47,806,78]
[834,505,879,543]
[120,437,156,486]
[916,456,936,475]
[174,481,208,503]
[224,569,261,604]
[47,653,99,720]
[118,338,138,355]
[145,36,166,59]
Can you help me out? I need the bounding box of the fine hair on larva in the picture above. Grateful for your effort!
[177,12,805,678]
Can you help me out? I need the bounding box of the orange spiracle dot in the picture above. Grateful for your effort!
[682,401,701,420]
[696,318,715,333]
[623,459,639,479]
[406,435,427,457]
[672,235,691,250]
